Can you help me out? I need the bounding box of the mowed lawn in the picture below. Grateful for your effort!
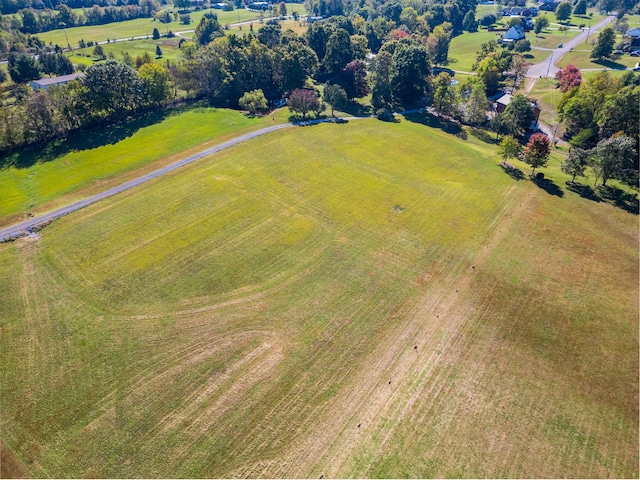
[0,119,637,478]
[0,107,278,226]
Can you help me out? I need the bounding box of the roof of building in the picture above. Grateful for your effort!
[31,72,84,86]
[626,27,640,37]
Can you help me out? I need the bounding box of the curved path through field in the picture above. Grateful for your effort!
[0,122,291,242]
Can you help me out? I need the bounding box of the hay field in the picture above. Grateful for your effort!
[0,118,637,478]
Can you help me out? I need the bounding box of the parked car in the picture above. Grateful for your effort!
[557,43,563,48]
[633,63,640,72]
[630,51,640,57]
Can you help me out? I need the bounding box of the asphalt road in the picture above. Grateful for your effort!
[526,15,616,78]
[0,122,292,242]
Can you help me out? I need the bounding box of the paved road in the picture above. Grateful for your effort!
[526,15,616,78]
[0,123,291,242]
[0,110,435,242]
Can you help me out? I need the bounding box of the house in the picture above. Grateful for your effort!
[29,72,84,91]
[501,24,525,42]
[522,7,537,16]
[625,27,640,38]
[247,1,268,10]
[212,2,228,8]
[493,93,541,128]
[539,2,557,11]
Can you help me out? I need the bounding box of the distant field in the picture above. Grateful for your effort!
[448,29,502,72]
[36,4,307,47]
[0,117,637,478]
[0,107,283,226]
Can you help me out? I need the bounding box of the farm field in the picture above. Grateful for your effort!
[36,4,307,47]
[0,117,637,478]
[0,107,285,227]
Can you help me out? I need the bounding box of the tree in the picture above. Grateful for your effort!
[195,16,224,45]
[156,45,163,58]
[39,52,74,76]
[534,16,549,35]
[573,0,587,15]
[432,73,457,117]
[561,147,588,182]
[82,60,144,119]
[555,2,572,22]
[7,52,41,84]
[462,11,478,32]
[555,64,582,92]
[369,49,394,110]
[274,39,319,94]
[323,83,347,116]
[338,60,368,99]
[597,85,640,139]
[239,89,268,115]
[509,55,529,92]
[390,40,431,103]
[93,44,106,59]
[288,88,321,119]
[152,27,160,40]
[480,14,496,27]
[139,62,170,105]
[279,1,286,16]
[174,0,192,10]
[323,28,353,77]
[257,23,282,48]
[589,136,636,186]
[503,94,536,138]
[523,133,551,174]
[590,27,615,60]
[463,83,488,125]
[498,135,522,163]
[427,25,450,66]
[476,53,501,95]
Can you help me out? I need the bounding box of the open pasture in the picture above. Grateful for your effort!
[0,107,274,227]
[0,118,637,478]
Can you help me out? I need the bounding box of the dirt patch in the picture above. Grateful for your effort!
[1,441,31,479]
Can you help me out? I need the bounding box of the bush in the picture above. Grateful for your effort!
[376,108,394,121]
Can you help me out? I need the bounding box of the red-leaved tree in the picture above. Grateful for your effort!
[555,64,582,93]
[288,88,322,119]
[523,133,551,175]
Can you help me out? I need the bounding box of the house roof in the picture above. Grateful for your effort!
[31,72,84,86]
[496,93,513,106]
[626,27,640,37]
[503,24,525,40]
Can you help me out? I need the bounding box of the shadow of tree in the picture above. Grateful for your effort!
[470,127,496,144]
[2,108,173,170]
[566,182,601,202]
[402,112,467,139]
[597,185,639,214]
[593,58,628,70]
[566,182,639,214]
[342,101,371,117]
[500,162,525,180]
[532,175,564,197]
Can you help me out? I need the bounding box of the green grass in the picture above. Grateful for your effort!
[526,76,563,125]
[0,116,637,478]
[448,29,503,72]
[36,4,307,47]
[0,107,278,224]
[558,31,639,69]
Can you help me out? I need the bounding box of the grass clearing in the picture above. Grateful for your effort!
[448,29,503,72]
[0,107,279,226]
[0,116,636,478]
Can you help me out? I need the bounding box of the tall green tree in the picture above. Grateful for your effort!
[590,27,615,60]
[81,60,144,119]
[323,28,353,77]
[498,135,521,163]
[462,10,477,32]
[8,52,41,84]
[589,136,636,186]
[369,49,394,110]
[573,0,587,15]
[426,25,450,65]
[503,94,536,138]
[390,40,430,103]
[195,16,224,45]
[561,147,588,182]
[555,2,572,21]
[432,72,457,117]
[323,83,347,116]
[463,82,488,125]
[139,62,170,105]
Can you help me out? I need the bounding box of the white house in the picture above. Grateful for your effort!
[502,24,525,42]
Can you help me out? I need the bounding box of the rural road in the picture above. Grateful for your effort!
[526,14,616,78]
[0,110,434,242]
[0,122,291,242]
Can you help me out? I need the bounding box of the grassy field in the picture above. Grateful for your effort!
[0,107,288,227]
[36,4,307,47]
[448,29,503,72]
[558,30,639,69]
[0,116,637,478]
